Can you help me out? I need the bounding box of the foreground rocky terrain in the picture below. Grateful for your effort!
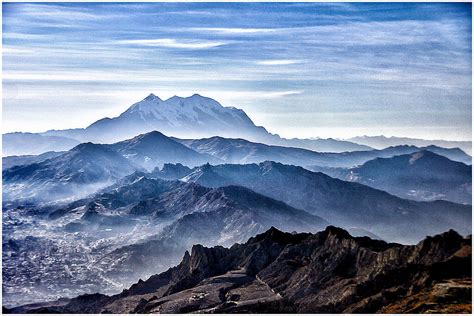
[6,226,471,314]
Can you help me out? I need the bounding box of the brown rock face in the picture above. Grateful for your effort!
[6,226,471,314]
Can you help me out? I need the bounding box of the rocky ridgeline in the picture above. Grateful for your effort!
[6,226,471,314]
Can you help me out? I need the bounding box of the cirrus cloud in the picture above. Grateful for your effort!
[116,38,229,49]
[256,59,306,66]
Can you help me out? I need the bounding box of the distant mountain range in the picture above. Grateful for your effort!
[2,132,220,203]
[7,226,471,314]
[4,94,471,160]
[3,93,377,156]
[6,135,470,173]
[309,150,472,204]
[2,132,80,157]
[3,131,471,207]
[6,93,472,160]
[155,161,471,243]
[177,136,472,167]
[349,135,472,155]
[0,133,465,206]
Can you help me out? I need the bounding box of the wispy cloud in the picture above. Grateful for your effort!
[200,90,305,103]
[3,68,291,83]
[2,32,53,40]
[2,2,471,140]
[2,46,34,54]
[189,27,278,35]
[11,3,124,21]
[261,90,304,98]
[256,59,305,66]
[116,38,229,49]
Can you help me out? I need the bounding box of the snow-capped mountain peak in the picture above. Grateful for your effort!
[118,93,257,136]
[126,93,164,114]
[126,93,221,115]
[32,92,372,152]
[163,93,223,111]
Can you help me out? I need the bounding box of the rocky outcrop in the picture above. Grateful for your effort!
[150,163,192,180]
[6,226,471,314]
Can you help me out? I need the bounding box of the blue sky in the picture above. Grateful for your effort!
[2,2,472,140]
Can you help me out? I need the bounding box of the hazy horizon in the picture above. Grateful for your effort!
[3,2,472,141]
[3,91,471,143]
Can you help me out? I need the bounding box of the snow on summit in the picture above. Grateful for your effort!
[123,93,253,129]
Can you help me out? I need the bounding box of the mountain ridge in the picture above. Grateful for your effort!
[177,135,472,167]
[309,150,472,204]
[2,131,220,203]
[2,142,138,203]
[349,135,472,155]
[5,134,471,174]
[157,160,471,243]
[6,226,470,314]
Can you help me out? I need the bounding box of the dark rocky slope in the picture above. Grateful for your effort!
[8,226,471,314]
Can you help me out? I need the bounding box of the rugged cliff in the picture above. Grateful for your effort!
[6,226,471,314]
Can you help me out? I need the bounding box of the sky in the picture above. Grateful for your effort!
[2,2,472,140]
